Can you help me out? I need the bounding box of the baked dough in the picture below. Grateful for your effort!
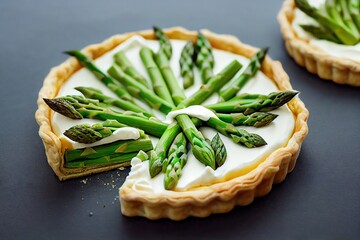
[278,0,360,86]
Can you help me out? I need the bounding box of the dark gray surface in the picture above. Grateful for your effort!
[0,0,359,239]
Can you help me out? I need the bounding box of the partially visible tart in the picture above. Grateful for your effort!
[36,27,309,220]
[278,0,360,86]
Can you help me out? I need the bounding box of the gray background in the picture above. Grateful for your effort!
[1,0,359,239]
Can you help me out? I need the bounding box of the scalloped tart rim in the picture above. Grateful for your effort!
[278,0,360,87]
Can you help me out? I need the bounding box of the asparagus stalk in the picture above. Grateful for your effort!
[139,46,175,105]
[149,48,215,174]
[176,114,215,169]
[349,0,360,30]
[210,133,227,168]
[65,137,153,162]
[135,150,149,162]
[65,152,139,168]
[75,86,153,117]
[215,112,278,128]
[153,26,172,59]
[206,91,299,114]
[300,24,342,43]
[295,0,359,45]
[339,0,360,37]
[325,0,346,26]
[163,133,188,190]
[194,32,215,83]
[148,122,181,177]
[178,60,243,108]
[64,119,126,144]
[64,50,134,102]
[179,41,195,89]
[113,50,150,88]
[206,118,267,148]
[107,64,173,114]
[219,48,268,102]
[154,51,186,105]
[43,96,168,137]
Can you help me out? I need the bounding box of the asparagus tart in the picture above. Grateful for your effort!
[36,27,308,220]
[278,0,360,86]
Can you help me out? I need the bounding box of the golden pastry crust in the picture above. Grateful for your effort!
[278,0,360,87]
[117,27,309,220]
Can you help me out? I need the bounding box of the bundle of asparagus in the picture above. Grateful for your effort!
[44,27,297,190]
[296,0,360,45]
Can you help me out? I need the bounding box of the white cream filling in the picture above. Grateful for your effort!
[292,0,360,61]
[52,35,295,192]
[164,105,218,124]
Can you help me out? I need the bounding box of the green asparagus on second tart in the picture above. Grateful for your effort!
[295,0,359,45]
[194,32,215,83]
[338,0,360,37]
[349,0,360,31]
[299,24,342,43]
[179,41,195,89]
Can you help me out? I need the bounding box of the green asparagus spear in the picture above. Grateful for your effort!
[325,0,346,26]
[65,137,153,162]
[179,60,243,108]
[148,122,181,177]
[206,118,267,148]
[210,133,227,168]
[64,50,134,102]
[64,119,126,144]
[65,152,139,168]
[107,64,173,114]
[339,0,360,37]
[300,24,342,43]
[194,32,215,83]
[179,41,195,89]
[295,0,359,45]
[219,48,268,102]
[113,50,150,88]
[154,51,186,105]
[176,114,215,169]
[43,96,168,137]
[153,26,172,59]
[75,86,153,117]
[215,112,278,127]
[206,91,299,114]
[163,133,188,190]
[139,46,175,105]
[349,0,360,30]
[135,150,149,162]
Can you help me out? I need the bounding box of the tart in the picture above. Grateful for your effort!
[278,0,360,86]
[36,27,308,220]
